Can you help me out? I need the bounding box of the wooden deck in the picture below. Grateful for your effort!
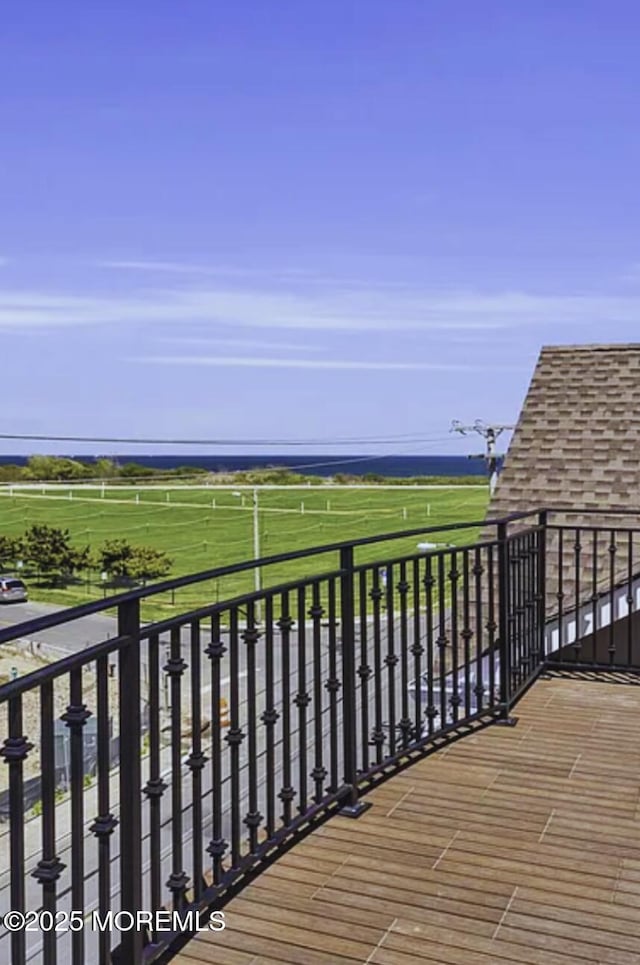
[176,674,640,965]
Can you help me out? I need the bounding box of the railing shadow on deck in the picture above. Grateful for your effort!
[2,506,640,964]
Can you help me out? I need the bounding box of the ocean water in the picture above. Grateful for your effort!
[0,453,497,478]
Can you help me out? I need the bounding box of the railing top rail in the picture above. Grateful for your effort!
[0,511,539,645]
[137,567,347,640]
[549,523,640,533]
[545,506,640,517]
[0,632,132,702]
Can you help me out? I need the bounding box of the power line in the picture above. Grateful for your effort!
[0,431,451,447]
[263,440,454,473]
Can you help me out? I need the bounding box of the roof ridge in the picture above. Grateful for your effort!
[540,343,640,352]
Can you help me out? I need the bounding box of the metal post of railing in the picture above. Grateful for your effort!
[113,597,144,963]
[496,521,518,725]
[339,545,371,817]
[1,696,32,965]
[538,510,548,669]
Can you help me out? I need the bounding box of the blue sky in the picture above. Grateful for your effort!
[2,1,640,458]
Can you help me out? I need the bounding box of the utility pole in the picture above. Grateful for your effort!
[252,487,261,622]
[232,487,262,621]
[451,420,515,495]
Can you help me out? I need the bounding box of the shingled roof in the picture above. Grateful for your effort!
[486,343,640,624]
[489,343,640,516]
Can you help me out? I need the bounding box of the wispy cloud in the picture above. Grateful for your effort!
[97,259,232,276]
[155,336,324,352]
[95,259,411,289]
[1,285,640,332]
[129,355,522,372]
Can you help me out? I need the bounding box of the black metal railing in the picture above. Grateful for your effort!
[2,507,640,964]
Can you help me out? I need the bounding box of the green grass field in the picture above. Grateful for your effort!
[0,484,489,618]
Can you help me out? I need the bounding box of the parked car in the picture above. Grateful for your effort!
[0,575,28,603]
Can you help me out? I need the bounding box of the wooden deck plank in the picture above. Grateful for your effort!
[516,884,640,923]
[509,899,640,946]
[382,926,585,965]
[226,898,387,948]
[179,676,640,964]
[496,922,640,964]
[173,946,257,965]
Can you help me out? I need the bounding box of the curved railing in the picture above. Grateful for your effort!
[3,507,640,964]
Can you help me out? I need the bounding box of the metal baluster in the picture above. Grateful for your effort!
[461,549,472,718]
[89,658,116,961]
[1,695,32,965]
[627,531,634,667]
[473,548,485,713]
[385,563,398,756]
[518,532,531,686]
[339,546,368,815]
[206,612,227,885]
[523,533,529,671]
[325,580,340,791]
[226,608,243,867]
[310,583,327,802]
[278,593,296,823]
[487,544,497,709]
[397,561,412,748]
[608,531,617,665]
[528,531,536,669]
[63,668,91,965]
[591,531,599,657]
[448,550,461,724]
[117,598,143,964]
[142,635,165,935]
[436,554,448,727]
[424,555,436,735]
[188,620,207,897]
[165,626,188,906]
[411,557,424,742]
[497,522,514,720]
[516,536,524,683]
[574,527,582,642]
[243,602,262,852]
[295,585,310,814]
[370,570,385,763]
[33,681,64,965]
[508,538,519,692]
[526,531,535,671]
[536,513,547,667]
[261,596,278,835]
[358,569,371,772]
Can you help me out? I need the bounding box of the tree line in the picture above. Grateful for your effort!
[0,526,172,583]
[0,455,209,483]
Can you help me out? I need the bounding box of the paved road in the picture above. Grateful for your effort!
[0,601,118,654]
